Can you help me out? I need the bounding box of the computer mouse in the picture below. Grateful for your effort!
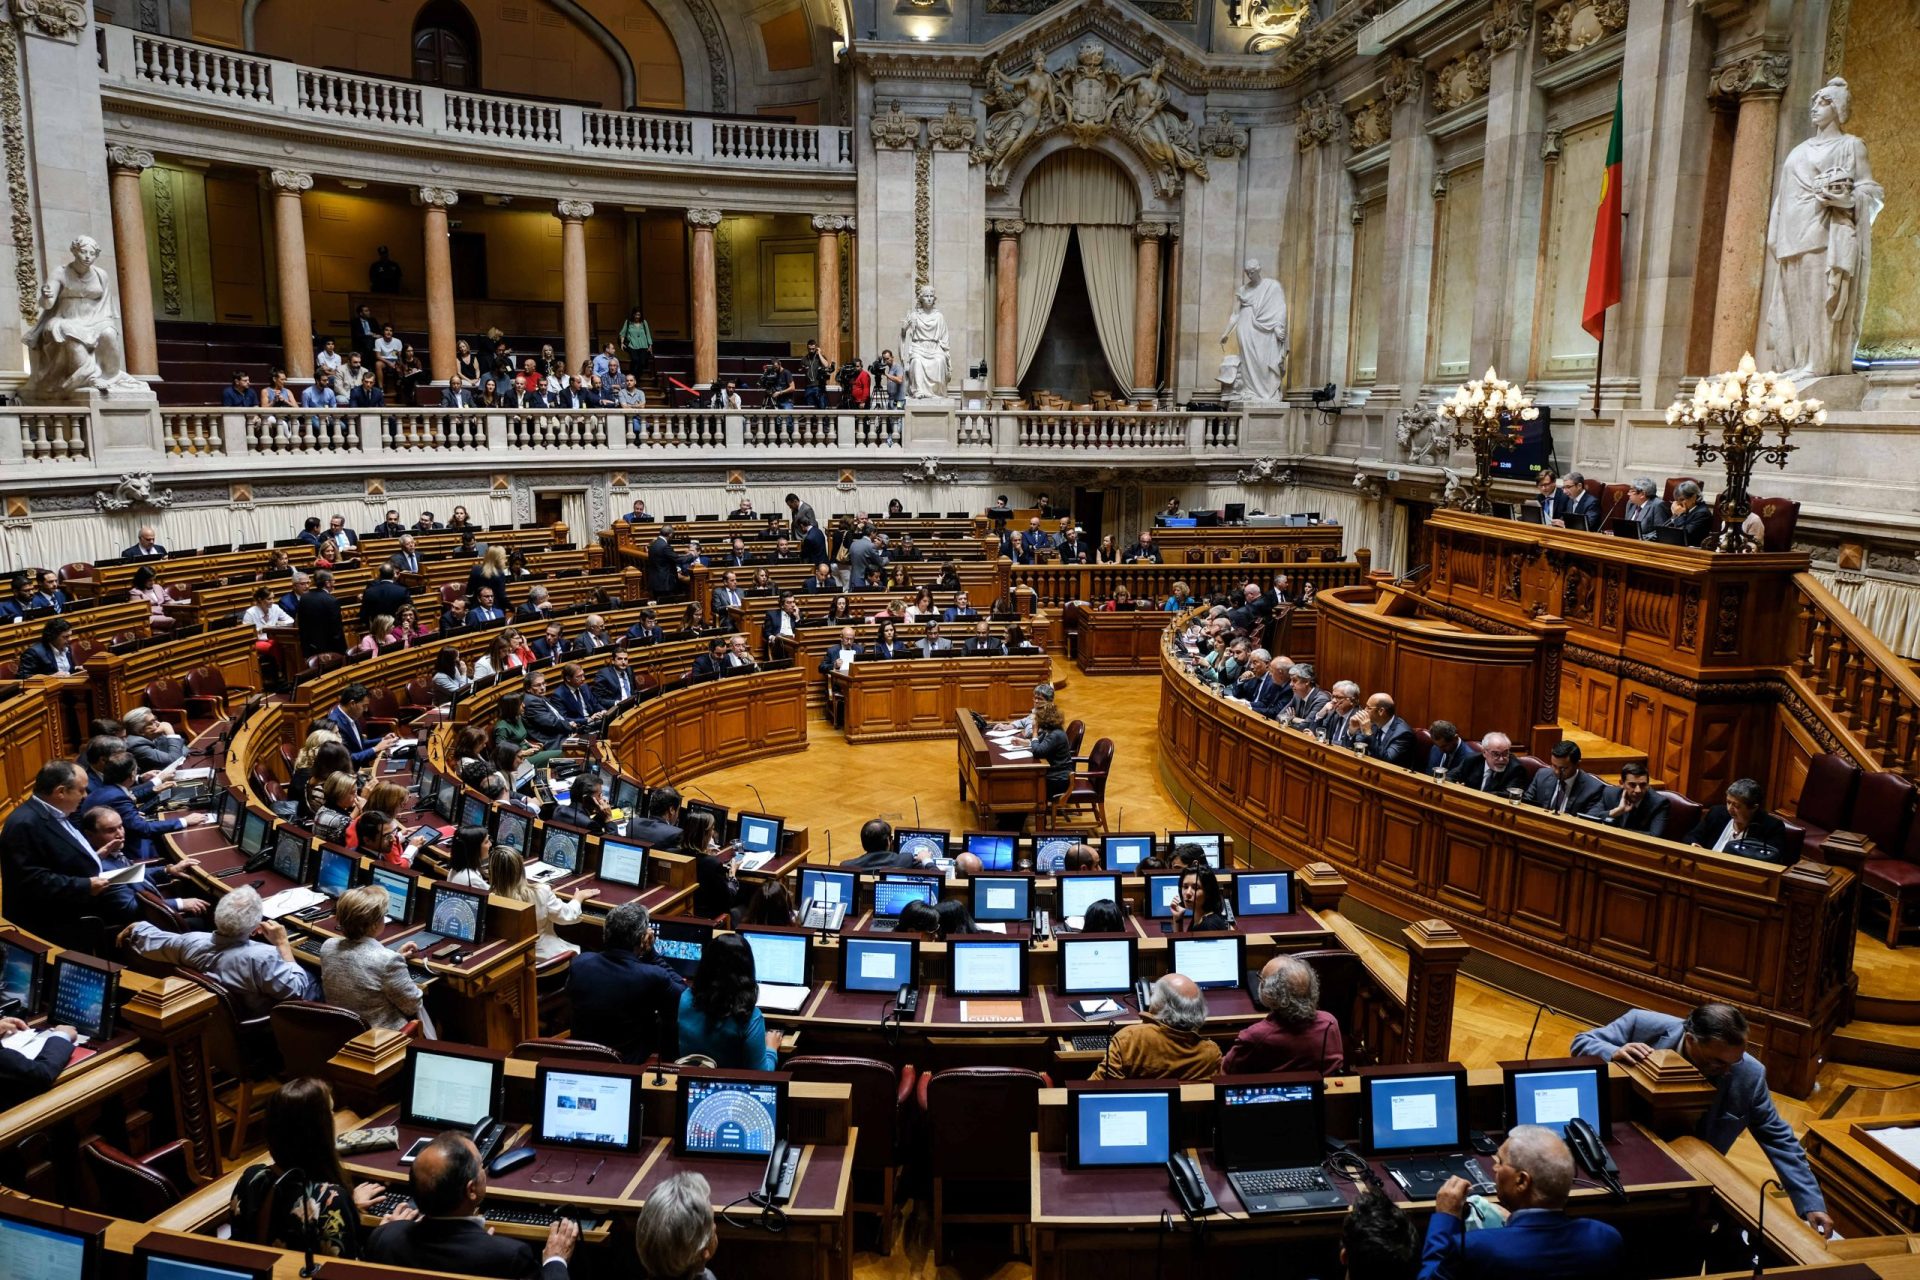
[487,1146,537,1177]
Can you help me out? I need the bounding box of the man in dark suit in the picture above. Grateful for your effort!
[1602,760,1670,837]
[327,684,394,766]
[551,774,611,834]
[358,565,410,630]
[296,570,346,659]
[82,752,210,861]
[0,761,143,948]
[1017,517,1051,564]
[1121,530,1163,564]
[1311,681,1360,746]
[371,509,408,538]
[363,1133,578,1279]
[412,512,443,532]
[963,621,1005,656]
[1523,740,1608,817]
[592,649,637,706]
[17,619,81,678]
[1054,519,1090,564]
[709,570,744,620]
[763,593,803,645]
[1453,732,1528,794]
[1425,720,1481,778]
[625,786,684,851]
[121,527,167,560]
[550,663,608,734]
[296,516,325,548]
[521,671,573,747]
[567,902,685,1063]
[1687,777,1791,860]
[387,534,423,576]
[1281,663,1330,728]
[801,563,836,595]
[943,591,981,624]
[644,532,683,599]
[1664,481,1716,547]
[529,622,569,664]
[0,1014,78,1109]
[325,515,359,551]
[438,597,469,634]
[1363,694,1424,770]
[1552,472,1601,532]
[1230,652,1288,718]
[1226,583,1269,634]
[798,519,830,571]
[625,610,665,645]
[688,638,726,679]
[1420,1124,1623,1280]
[1532,470,1567,527]
[841,816,933,870]
[1620,478,1670,533]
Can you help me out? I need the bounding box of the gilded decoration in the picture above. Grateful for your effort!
[0,24,32,322]
[1430,47,1490,113]
[1539,0,1626,62]
[1347,97,1391,151]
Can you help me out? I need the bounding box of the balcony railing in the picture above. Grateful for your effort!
[103,28,855,177]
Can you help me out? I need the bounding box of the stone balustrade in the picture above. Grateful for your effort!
[103,28,855,177]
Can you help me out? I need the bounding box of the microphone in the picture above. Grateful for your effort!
[1600,491,1627,530]
[746,783,768,814]
[1753,1177,1785,1275]
[912,796,922,826]
[1522,1002,1562,1061]
[641,745,670,787]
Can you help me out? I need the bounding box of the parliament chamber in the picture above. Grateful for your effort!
[10,0,1920,1274]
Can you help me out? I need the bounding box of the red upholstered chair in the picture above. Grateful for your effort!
[1852,773,1916,855]
[1600,484,1632,524]
[1749,496,1802,552]
[1774,819,1808,865]
[1794,753,1861,855]
[269,1001,370,1077]
[917,1066,1049,1263]
[144,677,192,729]
[187,664,255,716]
[1657,790,1703,843]
[1290,948,1373,1067]
[1863,816,1920,947]
[1662,476,1704,503]
[512,1037,622,1064]
[788,1055,918,1254]
[1516,756,1549,786]
[361,685,403,735]
[80,1138,197,1217]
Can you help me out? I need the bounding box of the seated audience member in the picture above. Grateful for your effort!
[1282,663,1331,727]
[1425,720,1480,778]
[1419,1125,1624,1280]
[733,880,797,929]
[18,618,82,678]
[0,1015,78,1107]
[1364,694,1424,769]
[568,902,686,1063]
[1171,863,1230,932]
[439,596,471,634]
[328,684,396,766]
[592,648,638,706]
[122,525,167,560]
[963,619,1004,655]
[1571,1002,1828,1233]
[916,621,953,657]
[357,810,426,868]
[1090,974,1221,1081]
[120,886,314,1019]
[0,761,146,945]
[1344,1191,1419,1280]
[842,817,918,870]
[1230,650,1290,717]
[1686,777,1790,859]
[320,885,430,1034]
[76,806,205,918]
[521,670,574,746]
[363,1132,579,1279]
[633,1171,719,1280]
[83,751,211,860]
[1029,702,1076,801]
[626,609,666,645]
[445,827,492,891]
[1034,838,1096,874]
[688,637,727,679]
[934,899,979,939]
[1122,530,1163,564]
[623,785,683,851]
[1602,760,1669,837]
[1223,955,1346,1075]
[550,662,608,732]
[552,774,612,834]
[311,773,358,846]
[1550,472,1602,533]
[1663,480,1715,547]
[1312,681,1361,746]
[468,587,505,626]
[429,646,469,699]
[678,932,779,1070]
[530,621,570,663]
[1455,732,1526,795]
[1522,740,1607,818]
[236,1077,396,1258]
[893,899,941,934]
[121,706,188,771]
[944,590,981,623]
[491,846,589,962]
[1080,898,1127,933]
[681,810,738,920]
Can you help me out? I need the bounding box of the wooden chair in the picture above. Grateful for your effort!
[269,1001,370,1076]
[187,664,255,715]
[79,1137,197,1218]
[1794,752,1861,856]
[1047,738,1114,830]
[1657,790,1704,842]
[918,1067,1049,1263]
[788,1055,917,1254]
[1749,496,1802,552]
[1863,815,1920,948]
[178,970,279,1160]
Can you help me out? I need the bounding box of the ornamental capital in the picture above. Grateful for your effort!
[1480,0,1533,54]
[988,217,1026,238]
[1197,110,1250,158]
[1296,91,1343,150]
[810,213,854,234]
[14,0,88,41]
[925,102,978,151]
[555,199,595,221]
[869,100,921,151]
[1381,53,1425,107]
[685,207,723,228]
[268,169,314,194]
[106,144,155,173]
[417,186,460,209]
[1709,52,1791,102]
[1133,221,1172,240]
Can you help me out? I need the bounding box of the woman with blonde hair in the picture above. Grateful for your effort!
[465,543,511,610]
[353,614,402,656]
[488,845,591,962]
[320,885,430,1033]
[312,772,359,846]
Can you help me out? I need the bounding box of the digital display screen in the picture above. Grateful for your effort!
[370,866,412,924]
[434,776,458,822]
[542,829,581,873]
[1031,835,1077,872]
[539,1068,636,1150]
[1365,1073,1466,1154]
[1235,872,1292,917]
[144,1259,256,1280]
[742,931,808,988]
[1146,875,1185,919]
[969,876,1030,922]
[948,939,1024,996]
[1169,832,1223,867]
[315,847,355,898]
[50,960,113,1040]
[598,840,647,887]
[270,830,307,883]
[798,868,854,908]
[1169,936,1242,990]
[217,789,241,842]
[407,1048,497,1127]
[0,1215,88,1280]
[238,810,270,858]
[0,941,40,1013]
[1218,1081,1321,1169]
[1057,875,1120,921]
[1101,834,1153,873]
[494,810,528,851]
[1509,1067,1604,1136]
[653,921,708,979]
[460,796,489,830]
[895,829,947,862]
[737,815,782,854]
[611,778,644,812]
[872,878,938,918]
[1060,936,1133,994]
[841,936,914,993]
[1071,1089,1172,1168]
[682,1078,780,1157]
[963,833,1016,872]
[427,885,485,943]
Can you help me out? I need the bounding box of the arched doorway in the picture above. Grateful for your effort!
[412,0,479,88]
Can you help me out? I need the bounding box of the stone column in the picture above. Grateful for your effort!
[1131,223,1169,401]
[1375,55,1434,407]
[267,169,315,380]
[419,186,459,384]
[686,209,722,388]
[106,145,157,379]
[990,218,1023,400]
[1470,0,1545,377]
[811,215,851,370]
[554,200,594,379]
[1707,53,1791,372]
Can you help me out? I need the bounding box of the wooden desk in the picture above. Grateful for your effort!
[606,666,809,786]
[1071,606,1179,675]
[834,655,1050,742]
[956,707,1047,821]
[1806,1113,1920,1238]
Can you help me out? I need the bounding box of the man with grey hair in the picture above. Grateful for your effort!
[1454,731,1527,794]
[118,886,316,1019]
[634,1170,718,1280]
[1621,478,1668,532]
[1315,680,1363,746]
[1091,973,1221,1081]
[121,706,187,772]
[1223,955,1345,1075]
[1283,662,1331,728]
[567,900,685,1063]
[1663,480,1715,547]
[1422,1124,1624,1277]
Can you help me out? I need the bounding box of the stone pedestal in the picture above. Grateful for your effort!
[268,170,315,380]
[106,146,157,379]
[556,200,594,378]
[1708,55,1790,374]
[687,208,722,389]
[421,187,460,383]
[903,399,956,451]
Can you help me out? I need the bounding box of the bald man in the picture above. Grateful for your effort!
[1419,1125,1623,1280]
[364,1132,579,1278]
[1090,974,1221,1081]
[953,851,985,878]
[1222,954,1345,1075]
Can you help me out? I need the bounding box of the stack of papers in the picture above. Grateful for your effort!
[759,984,812,1012]
[170,767,215,782]
[734,851,776,873]
[261,886,327,918]
[2,1028,83,1056]
[996,749,1034,760]
[100,863,148,887]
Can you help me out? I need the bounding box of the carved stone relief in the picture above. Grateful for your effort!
[0,25,32,322]
[913,145,930,288]
[1197,110,1250,158]
[714,219,734,338]
[1347,98,1391,151]
[869,101,920,151]
[1430,48,1490,114]
[1540,0,1627,61]
[1296,90,1342,150]
[1480,0,1533,55]
[153,166,180,315]
[925,103,977,151]
[1708,53,1792,102]
[1382,53,1424,107]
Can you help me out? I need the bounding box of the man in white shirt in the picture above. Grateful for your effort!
[315,339,343,390]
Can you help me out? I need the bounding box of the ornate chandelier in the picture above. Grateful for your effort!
[1664,352,1817,553]
[1435,367,1538,514]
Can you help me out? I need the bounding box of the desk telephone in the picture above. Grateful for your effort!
[472,1115,508,1166]
[1167,1152,1217,1217]
[1133,978,1153,1014]
[1563,1117,1624,1199]
[893,983,918,1017]
[757,1139,799,1207]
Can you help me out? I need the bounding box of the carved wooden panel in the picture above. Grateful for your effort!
[1686,906,1766,997]
[1590,875,1662,965]
[1375,806,1424,888]
[1437,829,1498,912]
[1321,777,1367,861]
[1509,850,1573,933]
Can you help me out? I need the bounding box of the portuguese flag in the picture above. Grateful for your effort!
[1581,80,1624,341]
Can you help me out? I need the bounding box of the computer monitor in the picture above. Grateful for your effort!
[1169,934,1245,990]
[460,795,490,830]
[740,927,810,988]
[1501,1057,1609,1137]
[237,809,270,859]
[839,935,917,994]
[652,919,711,980]
[49,954,117,1041]
[1235,871,1293,917]
[1067,1084,1175,1169]
[426,882,488,944]
[610,777,644,813]
[683,799,729,838]
[1056,873,1121,922]
[135,1238,277,1280]
[894,828,949,863]
[947,937,1027,996]
[1167,831,1224,867]
[969,875,1031,923]
[736,813,784,856]
[269,829,309,884]
[1359,1064,1471,1156]
[216,789,242,843]
[0,1200,104,1280]
[1099,832,1154,873]
[1057,935,1136,996]
[369,865,415,925]
[313,846,356,899]
[1030,833,1078,872]
[538,826,581,874]
[535,1063,644,1152]
[1214,1074,1325,1170]
[403,1042,504,1129]
[871,875,939,920]
[597,839,649,888]
[1145,874,1186,919]
[962,832,1016,873]
[494,809,529,852]
[676,1071,787,1157]
[797,866,855,911]
[412,763,438,806]
[434,775,459,822]
[1224,503,1247,523]
[0,934,46,1016]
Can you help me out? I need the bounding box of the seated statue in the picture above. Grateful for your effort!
[25,235,148,401]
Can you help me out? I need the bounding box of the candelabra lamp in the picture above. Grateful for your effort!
[1665,353,1818,553]
[1434,367,1539,514]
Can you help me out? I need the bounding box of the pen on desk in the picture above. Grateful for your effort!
[1389,1170,1411,1194]
[587,1156,605,1185]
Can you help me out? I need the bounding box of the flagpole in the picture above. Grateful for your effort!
[1592,310,1604,415]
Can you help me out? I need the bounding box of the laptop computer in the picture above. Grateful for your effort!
[867,875,939,933]
[1358,1063,1492,1198]
[1215,1075,1348,1214]
[740,928,812,1012]
[1646,525,1688,546]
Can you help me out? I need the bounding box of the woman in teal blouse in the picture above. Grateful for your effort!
[676,932,778,1070]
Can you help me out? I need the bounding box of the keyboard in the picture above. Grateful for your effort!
[365,1193,603,1232]
[867,918,899,933]
[1232,1168,1331,1196]
[293,934,325,956]
[1068,1033,1114,1052]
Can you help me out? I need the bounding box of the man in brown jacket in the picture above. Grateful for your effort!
[1090,974,1222,1081]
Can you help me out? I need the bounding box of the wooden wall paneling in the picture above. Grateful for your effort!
[1436,825,1499,915]
[1770,707,1819,813]
[1587,869,1667,969]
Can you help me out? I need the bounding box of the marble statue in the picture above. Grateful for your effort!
[979,56,1058,188]
[900,286,951,400]
[25,235,148,400]
[1765,77,1884,382]
[1114,58,1207,182]
[1219,259,1289,403]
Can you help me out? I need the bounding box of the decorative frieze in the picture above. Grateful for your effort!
[1480,0,1533,55]
[1540,0,1627,61]
[1296,90,1343,150]
[914,146,931,286]
[13,0,89,41]
[1430,47,1490,113]
[1347,97,1391,151]
[0,25,34,321]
